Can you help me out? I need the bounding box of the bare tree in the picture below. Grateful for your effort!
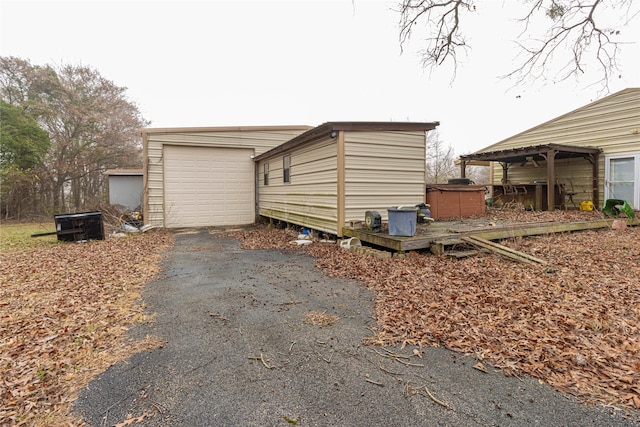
[0,56,148,216]
[397,0,638,89]
[426,130,458,184]
[465,165,490,184]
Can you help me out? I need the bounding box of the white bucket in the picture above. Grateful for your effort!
[339,237,362,249]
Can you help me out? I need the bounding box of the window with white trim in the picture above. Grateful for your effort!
[605,154,640,209]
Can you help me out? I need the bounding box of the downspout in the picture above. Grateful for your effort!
[424,132,428,203]
[141,131,149,225]
[254,153,259,222]
[336,131,346,237]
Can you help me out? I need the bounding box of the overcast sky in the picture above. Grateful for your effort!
[1,0,639,155]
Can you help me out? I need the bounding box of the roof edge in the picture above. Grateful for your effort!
[140,125,313,135]
[104,168,144,175]
[459,143,602,163]
[254,121,440,162]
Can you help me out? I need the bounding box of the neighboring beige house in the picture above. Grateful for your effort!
[254,121,439,237]
[460,88,640,210]
[142,126,311,228]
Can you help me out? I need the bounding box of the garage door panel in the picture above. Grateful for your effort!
[164,145,255,228]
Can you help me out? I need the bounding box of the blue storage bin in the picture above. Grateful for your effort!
[387,206,418,236]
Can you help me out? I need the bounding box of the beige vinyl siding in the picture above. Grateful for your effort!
[258,137,339,234]
[344,131,427,223]
[480,89,639,153]
[483,88,640,206]
[143,127,310,226]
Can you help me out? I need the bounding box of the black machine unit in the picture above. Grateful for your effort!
[364,210,382,232]
[415,203,432,223]
[54,211,105,242]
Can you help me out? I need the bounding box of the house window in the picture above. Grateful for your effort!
[263,162,269,186]
[283,155,291,183]
[605,154,640,209]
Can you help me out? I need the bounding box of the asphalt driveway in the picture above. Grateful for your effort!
[75,228,636,426]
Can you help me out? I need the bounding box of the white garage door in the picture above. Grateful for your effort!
[163,145,255,228]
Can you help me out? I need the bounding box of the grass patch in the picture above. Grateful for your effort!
[0,222,60,251]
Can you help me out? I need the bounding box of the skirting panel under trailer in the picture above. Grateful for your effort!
[342,218,640,254]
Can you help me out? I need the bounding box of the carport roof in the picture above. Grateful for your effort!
[254,121,440,161]
[459,143,601,164]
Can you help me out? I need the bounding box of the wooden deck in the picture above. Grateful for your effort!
[342,217,640,254]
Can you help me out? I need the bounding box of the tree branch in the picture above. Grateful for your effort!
[502,0,633,90]
[398,0,476,73]
[396,0,638,90]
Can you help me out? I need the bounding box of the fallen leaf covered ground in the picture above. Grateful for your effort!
[0,229,173,426]
[2,210,637,424]
[229,210,640,415]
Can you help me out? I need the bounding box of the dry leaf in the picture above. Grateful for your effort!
[113,412,150,427]
[473,362,489,373]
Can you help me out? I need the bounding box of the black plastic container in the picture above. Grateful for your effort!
[54,211,105,242]
[447,178,471,185]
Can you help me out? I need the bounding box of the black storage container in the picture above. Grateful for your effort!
[54,211,105,242]
[447,178,471,185]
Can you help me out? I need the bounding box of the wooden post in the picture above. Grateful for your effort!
[546,148,557,211]
[500,162,509,183]
[460,160,466,178]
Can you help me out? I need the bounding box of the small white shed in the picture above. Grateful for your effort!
[104,169,143,211]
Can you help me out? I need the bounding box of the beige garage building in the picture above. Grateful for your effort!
[142,122,441,232]
[142,126,311,228]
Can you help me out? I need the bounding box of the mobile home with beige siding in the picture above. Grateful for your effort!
[142,126,311,228]
[462,88,640,210]
[254,122,439,236]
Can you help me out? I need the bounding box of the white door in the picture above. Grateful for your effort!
[605,154,639,209]
[163,145,255,227]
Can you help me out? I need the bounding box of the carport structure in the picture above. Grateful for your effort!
[459,143,601,211]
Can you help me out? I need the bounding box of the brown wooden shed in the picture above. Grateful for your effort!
[426,185,486,219]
